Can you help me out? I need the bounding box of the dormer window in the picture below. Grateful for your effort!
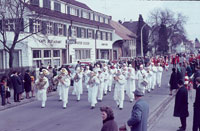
[30,0,39,6]
[54,2,61,12]
[43,0,51,9]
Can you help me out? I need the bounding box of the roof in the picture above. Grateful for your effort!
[26,4,113,30]
[110,20,137,40]
[122,21,138,34]
[60,0,92,11]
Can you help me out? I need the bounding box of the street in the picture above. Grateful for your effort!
[0,69,175,131]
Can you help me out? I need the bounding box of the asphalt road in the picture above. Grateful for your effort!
[0,69,172,131]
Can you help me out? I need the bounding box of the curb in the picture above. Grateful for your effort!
[147,94,175,130]
[0,91,57,111]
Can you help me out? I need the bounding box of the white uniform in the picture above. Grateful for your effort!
[126,68,136,102]
[59,74,71,108]
[36,76,49,108]
[73,72,83,101]
[103,69,109,95]
[97,72,105,101]
[114,74,126,109]
[156,66,163,88]
[84,69,91,90]
[146,69,153,92]
[54,74,62,100]
[151,65,157,90]
[136,69,147,94]
[88,74,100,108]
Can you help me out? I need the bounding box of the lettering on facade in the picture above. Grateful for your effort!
[76,41,90,45]
[39,39,62,44]
[101,43,108,46]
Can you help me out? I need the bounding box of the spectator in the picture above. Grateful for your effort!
[193,77,200,131]
[127,89,149,131]
[0,76,7,106]
[17,72,24,100]
[169,68,178,95]
[24,70,32,99]
[10,71,21,102]
[173,80,189,131]
[100,106,118,131]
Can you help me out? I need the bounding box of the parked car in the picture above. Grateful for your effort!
[95,59,109,64]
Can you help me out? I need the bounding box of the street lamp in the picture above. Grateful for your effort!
[141,23,147,57]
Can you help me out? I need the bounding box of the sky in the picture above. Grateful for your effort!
[79,0,200,41]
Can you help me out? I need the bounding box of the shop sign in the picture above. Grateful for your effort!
[39,39,62,44]
[101,43,108,46]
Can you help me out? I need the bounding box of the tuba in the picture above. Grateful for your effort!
[36,77,47,90]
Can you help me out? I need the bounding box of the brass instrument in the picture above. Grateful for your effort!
[36,77,47,90]
[74,73,80,82]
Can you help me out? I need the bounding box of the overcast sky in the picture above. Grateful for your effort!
[79,0,200,41]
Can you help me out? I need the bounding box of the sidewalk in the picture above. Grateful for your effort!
[149,90,195,131]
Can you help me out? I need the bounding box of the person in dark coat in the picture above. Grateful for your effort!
[173,80,189,131]
[0,76,7,106]
[193,66,200,90]
[24,70,32,99]
[18,72,24,100]
[169,68,178,95]
[193,77,200,131]
[10,71,22,102]
[100,106,118,131]
[127,89,149,131]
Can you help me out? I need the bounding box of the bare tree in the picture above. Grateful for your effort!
[148,8,188,54]
[0,0,43,68]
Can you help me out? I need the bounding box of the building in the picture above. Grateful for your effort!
[0,0,114,69]
[110,20,137,60]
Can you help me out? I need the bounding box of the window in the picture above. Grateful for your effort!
[47,22,53,35]
[83,11,89,19]
[30,0,39,6]
[58,23,64,36]
[90,13,93,20]
[54,2,61,12]
[33,50,41,58]
[33,60,42,68]
[88,29,94,39]
[100,16,104,23]
[109,33,112,41]
[102,32,106,40]
[53,50,60,57]
[43,0,51,9]
[81,28,86,38]
[44,50,51,58]
[33,20,41,33]
[70,7,79,16]
[72,26,77,37]
[53,59,60,66]
[44,59,51,66]
[105,18,109,24]
[97,31,101,40]
[75,49,91,59]
[13,51,20,67]
[5,19,15,31]
[95,15,98,21]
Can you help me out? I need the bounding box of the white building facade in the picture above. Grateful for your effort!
[0,0,114,69]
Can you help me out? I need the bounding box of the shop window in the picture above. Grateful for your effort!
[33,60,42,68]
[44,59,51,67]
[33,50,41,58]
[75,49,91,59]
[53,59,60,66]
[53,50,60,57]
[44,50,51,58]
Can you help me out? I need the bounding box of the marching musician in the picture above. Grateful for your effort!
[103,67,109,95]
[83,66,91,92]
[156,63,163,88]
[114,69,126,110]
[35,69,49,108]
[136,65,148,94]
[73,67,83,101]
[151,63,157,90]
[88,71,100,109]
[126,67,136,102]
[97,70,105,102]
[146,66,153,93]
[59,68,71,109]
[108,65,114,92]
